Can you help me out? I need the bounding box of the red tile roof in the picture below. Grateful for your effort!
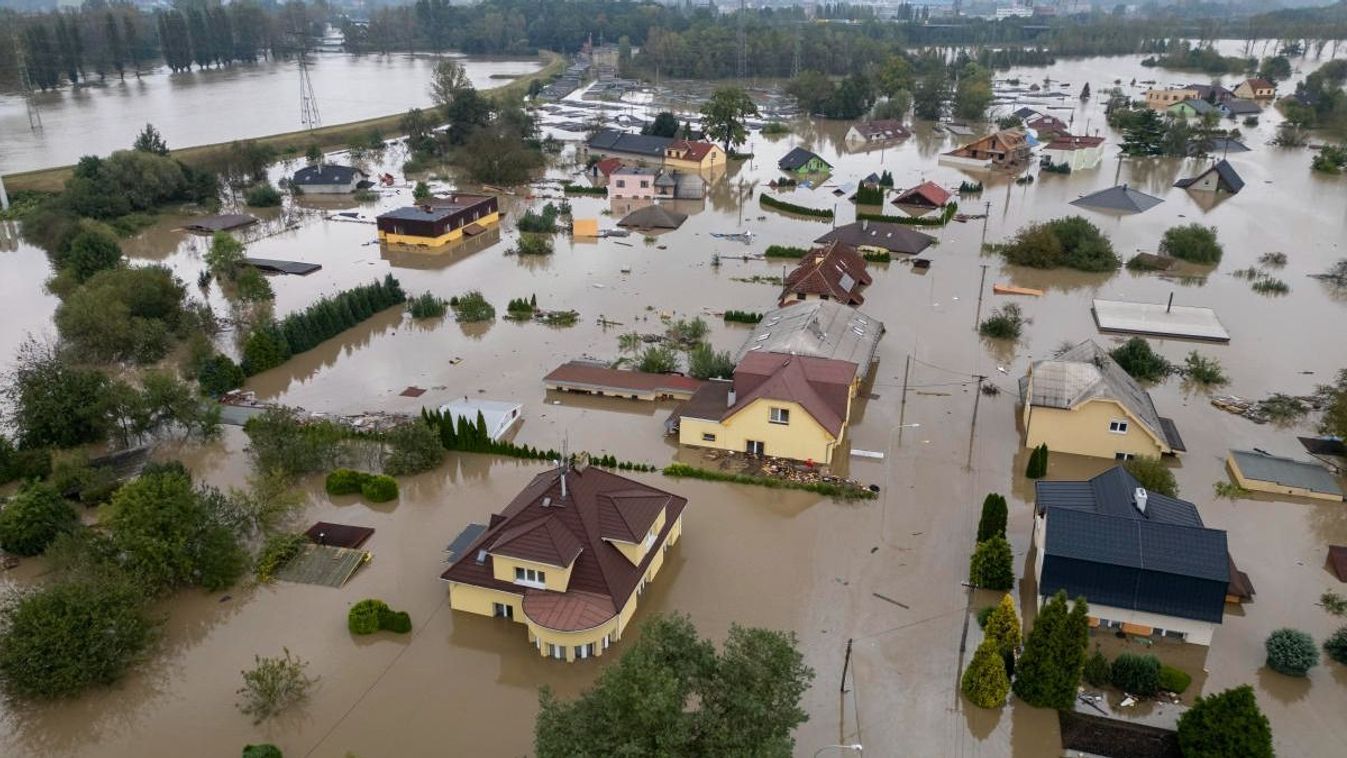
[667,139,718,162]
[726,353,857,438]
[1027,114,1069,133]
[594,157,624,176]
[893,180,951,207]
[441,466,688,630]
[544,361,704,394]
[1242,78,1274,91]
[782,241,870,305]
[1045,134,1106,150]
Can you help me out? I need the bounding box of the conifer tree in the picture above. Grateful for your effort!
[961,639,1010,708]
[969,536,1014,591]
[976,493,1008,542]
[982,594,1022,658]
[1012,591,1089,709]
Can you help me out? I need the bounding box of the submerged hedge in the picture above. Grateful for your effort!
[759,194,833,219]
[662,463,875,501]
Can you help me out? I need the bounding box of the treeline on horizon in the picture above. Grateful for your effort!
[3,0,1347,91]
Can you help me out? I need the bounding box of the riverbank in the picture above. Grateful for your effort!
[2,50,565,193]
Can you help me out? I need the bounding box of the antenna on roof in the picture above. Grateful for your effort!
[560,435,570,499]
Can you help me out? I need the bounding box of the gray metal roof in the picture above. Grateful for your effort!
[815,220,936,256]
[1024,340,1175,449]
[292,164,363,185]
[1070,184,1164,214]
[1174,159,1244,193]
[616,204,687,229]
[1036,467,1203,526]
[1092,299,1230,342]
[1221,98,1262,115]
[1229,450,1344,497]
[445,523,487,560]
[587,129,672,157]
[377,206,455,222]
[778,146,830,171]
[734,300,884,367]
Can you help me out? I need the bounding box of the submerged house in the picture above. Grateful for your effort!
[1234,78,1276,100]
[1041,135,1105,171]
[1220,98,1262,118]
[1026,113,1070,141]
[441,463,687,662]
[616,204,687,230]
[1070,184,1164,214]
[844,120,911,145]
[438,398,522,442]
[815,220,936,256]
[609,166,659,199]
[1168,98,1219,119]
[1174,159,1244,194]
[778,146,832,174]
[1020,340,1185,460]
[376,195,500,247]
[891,181,952,209]
[662,140,725,172]
[1033,466,1236,646]
[779,241,872,307]
[587,129,673,165]
[291,164,367,194]
[1144,87,1199,111]
[1227,449,1345,502]
[939,129,1031,169]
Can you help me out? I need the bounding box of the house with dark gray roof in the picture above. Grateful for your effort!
[815,219,936,256]
[587,129,674,164]
[291,164,368,193]
[1020,340,1185,460]
[1033,466,1234,645]
[1174,160,1244,194]
[1070,184,1164,214]
[778,146,832,174]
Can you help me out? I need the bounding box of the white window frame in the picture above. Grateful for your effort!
[769,407,790,425]
[643,531,655,552]
[1108,419,1129,434]
[514,566,547,588]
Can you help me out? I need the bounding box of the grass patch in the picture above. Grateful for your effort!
[662,463,875,501]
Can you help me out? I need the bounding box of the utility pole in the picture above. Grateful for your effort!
[972,263,989,331]
[966,375,986,470]
[979,199,991,247]
[838,637,853,744]
[897,354,912,445]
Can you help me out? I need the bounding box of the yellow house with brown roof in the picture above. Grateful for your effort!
[662,139,726,172]
[441,464,687,662]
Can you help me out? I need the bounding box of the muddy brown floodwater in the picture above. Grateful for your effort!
[3,44,1347,757]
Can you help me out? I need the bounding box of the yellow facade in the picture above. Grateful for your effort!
[663,144,726,172]
[378,210,500,247]
[1226,455,1344,502]
[490,554,576,593]
[447,511,684,662]
[679,397,844,463]
[1023,398,1168,460]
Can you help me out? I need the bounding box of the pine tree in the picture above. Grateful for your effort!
[976,493,1008,542]
[961,639,1010,708]
[1012,591,1089,709]
[1025,443,1049,479]
[969,536,1014,591]
[982,594,1022,659]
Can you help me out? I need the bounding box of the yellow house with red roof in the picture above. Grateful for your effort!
[663,140,726,172]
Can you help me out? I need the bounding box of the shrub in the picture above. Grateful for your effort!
[1110,652,1161,695]
[861,251,891,263]
[998,216,1119,272]
[382,422,445,476]
[661,463,876,501]
[968,536,1014,591]
[0,482,79,556]
[1083,648,1111,687]
[244,183,283,208]
[1265,628,1319,676]
[361,474,399,503]
[196,353,245,397]
[764,245,806,258]
[242,746,283,758]
[978,303,1026,340]
[1177,685,1273,758]
[1159,223,1222,264]
[1025,443,1049,479]
[378,608,413,634]
[961,639,1010,708]
[982,594,1022,659]
[687,343,735,380]
[1258,252,1287,267]
[325,468,369,496]
[976,493,1008,542]
[349,599,390,634]
[1251,277,1289,295]
[1158,664,1192,694]
[1012,591,1091,709]
[723,310,762,324]
[1322,590,1347,616]
[1324,626,1347,664]
[759,193,833,219]
[236,648,315,724]
[637,345,681,374]
[0,578,155,699]
[408,292,449,319]
[1183,351,1228,386]
[515,234,554,255]
[976,605,995,629]
[516,203,561,233]
[452,290,495,322]
[1123,456,1178,497]
[255,532,308,583]
[854,184,884,205]
[1110,337,1172,382]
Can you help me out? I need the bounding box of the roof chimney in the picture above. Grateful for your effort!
[1134,488,1148,515]
[727,388,736,407]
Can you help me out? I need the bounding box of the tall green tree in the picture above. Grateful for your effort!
[912,70,948,120]
[1176,685,1273,758]
[969,535,1014,591]
[982,594,1022,659]
[953,62,994,120]
[976,493,1007,543]
[535,614,813,757]
[0,482,78,556]
[700,86,758,153]
[961,639,1010,708]
[1012,591,1089,709]
[4,338,112,449]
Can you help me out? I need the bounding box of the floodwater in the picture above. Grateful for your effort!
[0,53,542,174]
[4,46,1347,757]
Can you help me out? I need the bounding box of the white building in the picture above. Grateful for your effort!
[1041,135,1106,171]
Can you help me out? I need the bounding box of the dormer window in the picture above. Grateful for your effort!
[514,567,546,588]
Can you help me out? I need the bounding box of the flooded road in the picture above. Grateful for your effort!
[0,53,542,174]
[3,46,1347,757]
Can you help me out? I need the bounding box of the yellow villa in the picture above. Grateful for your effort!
[375,194,500,247]
[662,139,726,172]
[1020,340,1186,460]
[440,462,687,662]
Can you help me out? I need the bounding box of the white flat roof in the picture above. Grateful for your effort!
[1092,299,1230,343]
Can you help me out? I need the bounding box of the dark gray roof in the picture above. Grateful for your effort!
[1037,467,1229,624]
[1070,184,1164,214]
[587,129,672,157]
[1174,159,1244,193]
[1229,450,1344,498]
[1221,98,1262,115]
[445,523,487,560]
[1205,137,1250,153]
[377,206,455,222]
[616,204,687,229]
[292,164,364,185]
[244,258,322,275]
[815,220,936,256]
[778,146,830,171]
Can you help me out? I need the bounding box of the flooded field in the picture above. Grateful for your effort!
[0,53,542,174]
[3,46,1347,757]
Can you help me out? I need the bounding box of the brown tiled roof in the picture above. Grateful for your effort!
[522,590,617,632]
[490,516,585,567]
[441,467,688,630]
[594,157,624,176]
[950,128,1027,158]
[781,241,870,305]
[1330,545,1347,583]
[1046,134,1106,150]
[305,522,375,549]
[671,379,733,423]
[852,120,911,141]
[667,139,717,162]
[727,353,857,438]
[1028,114,1069,133]
[893,181,951,207]
[1226,554,1255,600]
[1243,78,1274,91]
[816,220,936,256]
[544,360,704,394]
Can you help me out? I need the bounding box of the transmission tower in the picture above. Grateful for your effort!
[298,53,321,130]
[736,0,747,82]
[791,26,801,79]
[13,31,43,132]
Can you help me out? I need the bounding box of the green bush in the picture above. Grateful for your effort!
[1183,351,1228,386]
[637,345,681,374]
[961,639,1010,708]
[1159,223,1223,264]
[196,353,245,397]
[861,251,891,263]
[1083,648,1111,687]
[1025,443,1049,479]
[407,292,449,319]
[349,599,390,635]
[997,216,1119,272]
[978,303,1026,340]
[452,290,495,322]
[0,482,79,556]
[723,310,762,324]
[760,193,834,219]
[1265,628,1319,676]
[976,493,1007,542]
[1124,456,1179,497]
[764,245,806,258]
[361,474,399,503]
[1177,686,1273,758]
[1110,652,1161,695]
[976,605,995,628]
[255,532,308,583]
[383,422,445,477]
[1324,626,1347,664]
[244,183,283,208]
[662,463,875,501]
[325,468,370,496]
[968,536,1014,591]
[378,608,413,634]
[1158,663,1192,694]
[1110,337,1172,382]
[515,234,554,255]
[854,184,884,205]
[242,745,283,758]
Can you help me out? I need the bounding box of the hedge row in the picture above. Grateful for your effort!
[348,598,412,635]
[563,185,607,196]
[858,201,958,227]
[759,193,834,219]
[420,408,656,471]
[242,275,406,375]
[662,463,875,501]
[764,245,807,258]
[723,310,763,324]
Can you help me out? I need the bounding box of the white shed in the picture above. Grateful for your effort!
[439,398,523,441]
